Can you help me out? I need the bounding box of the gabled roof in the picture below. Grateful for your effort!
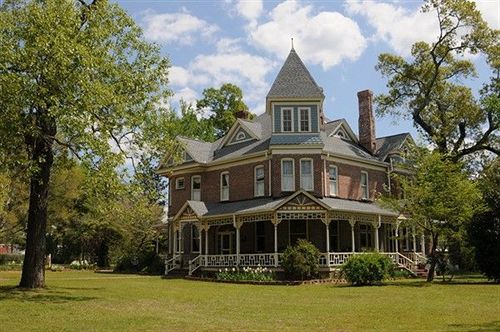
[267,49,324,99]
[173,200,209,221]
[177,136,216,164]
[322,133,381,162]
[325,118,358,143]
[375,133,412,161]
[220,118,263,148]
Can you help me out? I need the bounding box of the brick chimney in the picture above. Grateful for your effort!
[235,109,250,120]
[357,90,376,154]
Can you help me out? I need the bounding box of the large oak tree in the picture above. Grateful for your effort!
[0,0,170,288]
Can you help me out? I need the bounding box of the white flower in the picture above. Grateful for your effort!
[232,267,236,272]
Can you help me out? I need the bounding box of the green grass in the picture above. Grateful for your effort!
[0,271,499,331]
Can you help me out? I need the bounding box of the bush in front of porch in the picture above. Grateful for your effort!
[341,253,393,286]
[216,266,275,282]
[281,239,320,280]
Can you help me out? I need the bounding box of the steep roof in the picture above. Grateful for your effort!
[267,49,324,99]
[375,133,411,161]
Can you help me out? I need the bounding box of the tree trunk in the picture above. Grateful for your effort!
[426,233,439,282]
[19,118,55,289]
[97,240,109,268]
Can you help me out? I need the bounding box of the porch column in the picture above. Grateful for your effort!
[421,234,425,256]
[272,217,281,267]
[322,218,332,267]
[412,226,417,252]
[173,228,178,254]
[395,220,401,253]
[349,218,356,253]
[205,227,209,256]
[234,217,242,267]
[373,216,381,252]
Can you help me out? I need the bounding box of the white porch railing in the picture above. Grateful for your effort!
[171,252,422,273]
[164,254,181,275]
[404,252,427,265]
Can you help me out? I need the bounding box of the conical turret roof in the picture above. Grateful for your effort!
[267,49,324,99]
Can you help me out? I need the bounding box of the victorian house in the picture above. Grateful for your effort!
[159,48,426,276]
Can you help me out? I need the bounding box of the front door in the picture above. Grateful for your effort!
[218,232,233,254]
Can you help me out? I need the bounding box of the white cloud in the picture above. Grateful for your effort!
[172,87,198,106]
[235,0,263,24]
[168,40,276,115]
[345,0,437,56]
[473,0,500,29]
[249,0,367,69]
[142,11,218,45]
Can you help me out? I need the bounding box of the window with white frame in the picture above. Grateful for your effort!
[300,159,313,191]
[281,108,293,132]
[220,172,229,201]
[175,177,185,190]
[299,108,310,132]
[191,225,200,253]
[191,175,201,201]
[281,159,295,191]
[329,165,338,196]
[254,166,265,197]
[361,171,369,200]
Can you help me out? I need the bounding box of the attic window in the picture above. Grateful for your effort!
[335,131,345,138]
[281,108,293,132]
[236,131,246,141]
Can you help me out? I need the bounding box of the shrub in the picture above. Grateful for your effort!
[69,260,94,270]
[0,253,24,265]
[50,265,65,272]
[341,253,394,286]
[114,250,165,274]
[216,266,275,282]
[281,239,320,280]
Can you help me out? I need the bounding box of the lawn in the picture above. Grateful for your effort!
[0,271,499,331]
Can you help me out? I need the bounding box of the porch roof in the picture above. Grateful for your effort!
[174,191,398,222]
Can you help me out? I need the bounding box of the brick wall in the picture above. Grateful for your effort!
[325,161,387,200]
[270,154,324,198]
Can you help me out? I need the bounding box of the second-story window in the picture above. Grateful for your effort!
[361,171,369,200]
[300,159,313,191]
[329,165,338,196]
[281,159,295,191]
[281,108,293,132]
[191,175,201,201]
[299,108,310,132]
[254,166,265,197]
[220,172,229,201]
[175,177,185,190]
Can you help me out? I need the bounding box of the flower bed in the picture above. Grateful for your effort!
[184,275,345,286]
[216,266,275,282]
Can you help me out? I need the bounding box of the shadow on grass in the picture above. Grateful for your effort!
[0,285,98,303]
[448,320,500,332]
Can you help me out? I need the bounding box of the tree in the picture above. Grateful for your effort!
[376,0,499,162]
[0,0,169,288]
[387,149,482,281]
[196,83,253,139]
[468,158,500,282]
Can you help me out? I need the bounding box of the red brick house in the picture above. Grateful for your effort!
[159,48,426,276]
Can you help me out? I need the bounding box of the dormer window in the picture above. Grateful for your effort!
[299,108,311,132]
[235,131,246,141]
[281,108,293,132]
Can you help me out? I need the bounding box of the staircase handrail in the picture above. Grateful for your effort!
[165,253,181,275]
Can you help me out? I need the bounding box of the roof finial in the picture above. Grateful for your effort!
[291,37,294,50]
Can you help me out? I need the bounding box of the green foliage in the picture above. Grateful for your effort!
[468,159,500,282]
[341,253,394,286]
[376,0,499,161]
[281,239,320,280]
[215,266,275,282]
[196,83,253,138]
[0,171,28,245]
[115,250,164,274]
[0,254,24,265]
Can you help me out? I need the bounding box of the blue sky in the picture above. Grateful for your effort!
[118,0,498,139]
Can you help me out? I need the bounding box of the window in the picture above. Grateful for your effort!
[299,108,310,132]
[329,165,338,196]
[281,108,293,132]
[335,130,345,138]
[255,222,266,252]
[290,220,307,245]
[191,175,201,201]
[361,171,369,200]
[220,172,229,201]
[191,225,200,253]
[359,224,372,249]
[175,177,185,190]
[300,159,313,191]
[281,159,295,191]
[235,131,246,141]
[254,166,265,197]
[329,221,339,251]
